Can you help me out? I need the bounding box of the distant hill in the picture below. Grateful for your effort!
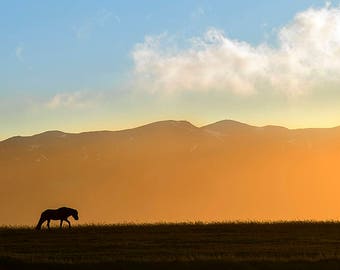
[2,120,340,225]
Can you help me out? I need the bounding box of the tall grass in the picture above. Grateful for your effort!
[2,222,340,269]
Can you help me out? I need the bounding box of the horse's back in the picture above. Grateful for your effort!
[41,209,55,219]
[41,209,54,216]
[40,207,75,220]
[57,207,70,212]
[41,208,64,220]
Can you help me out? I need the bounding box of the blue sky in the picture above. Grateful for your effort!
[1,0,339,139]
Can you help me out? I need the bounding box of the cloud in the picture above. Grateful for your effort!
[191,7,205,19]
[46,91,96,109]
[114,15,121,24]
[132,4,340,97]
[73,9,113,39]
[73,23,88,39]
[96,9,113,26]
[15,46,23,61]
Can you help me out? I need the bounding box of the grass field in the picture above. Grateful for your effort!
[2,222,340,269]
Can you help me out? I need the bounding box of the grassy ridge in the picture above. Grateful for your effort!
[2,222,340,269]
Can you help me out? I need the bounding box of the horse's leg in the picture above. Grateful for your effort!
[47,219,51,230]
[60,220,63,228]
[65,219,71,228]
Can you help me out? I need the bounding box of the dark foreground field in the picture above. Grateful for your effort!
[2,222,340,269]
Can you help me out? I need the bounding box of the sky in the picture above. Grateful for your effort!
[2,0,340,140]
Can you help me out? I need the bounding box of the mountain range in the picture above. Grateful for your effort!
[2,120,340,225]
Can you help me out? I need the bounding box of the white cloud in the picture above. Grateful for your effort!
[191,7,205,19]
[114,15,121,24]
[96,9,113,28]
[46,91,95,109]
[15,46,23,61]
[132,4,340,97]
[73,24,92,39]
[73,9,113,39]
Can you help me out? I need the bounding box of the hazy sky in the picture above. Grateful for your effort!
[2,0,340,140]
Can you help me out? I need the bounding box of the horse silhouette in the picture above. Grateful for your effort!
[36,207,79,230]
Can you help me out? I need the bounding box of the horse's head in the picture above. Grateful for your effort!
[72,209,79,220]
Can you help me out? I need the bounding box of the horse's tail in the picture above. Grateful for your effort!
[35,216,44,230]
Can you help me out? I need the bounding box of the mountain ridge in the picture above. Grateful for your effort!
[3,119,340,143]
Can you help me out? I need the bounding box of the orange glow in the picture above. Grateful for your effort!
[2,120,340,225]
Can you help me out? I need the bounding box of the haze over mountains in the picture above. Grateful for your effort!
[2,120,340,225]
